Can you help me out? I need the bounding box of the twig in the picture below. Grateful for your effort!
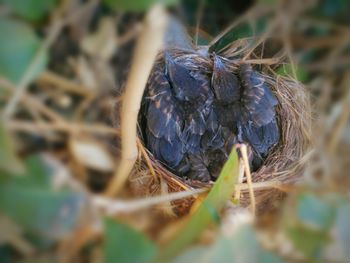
[38,71,96,97]
[194,0,205,46]
[7,120,119,136]
[104,5,168,197]
[94,188,207,215]
[209,4,273,49]
[236,181,288,191]
[118,23,142,46]
[0,78,65,123]
[234,161,245,200]
[137,141,156,177]
[240,144,256,215]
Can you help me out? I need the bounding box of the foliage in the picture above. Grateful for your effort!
[0,156,84,239]
[0,17,47,84]
[172,225,284,263]
[104,219,157,263]
[1,0,57,21]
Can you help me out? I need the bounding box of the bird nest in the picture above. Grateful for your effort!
[128,45,311,215]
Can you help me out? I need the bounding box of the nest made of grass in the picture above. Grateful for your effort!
[126,46,311,215]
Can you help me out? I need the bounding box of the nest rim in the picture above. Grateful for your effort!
[129,45,311,214]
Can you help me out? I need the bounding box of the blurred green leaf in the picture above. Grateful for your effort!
[334,204,350,260]
[0,155,50,186]
[283,193,347,261]
[0,123,23,174]
[213,226,283,263]
[104,219,157,263]
[275,64,309,82]
[157,149,239,261]
[172,225,284,263]
[296,193,335,230]
[314,0,349,18]
[104,0,177,12]
[0,18,47,84]
[1,0,57,21]
[0,156,83,238]
[287,226,329,261]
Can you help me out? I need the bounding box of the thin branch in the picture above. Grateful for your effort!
[38,71,96,97]
[194,0,205,46]
[240,144,256,215]
[94,188,207,215]
[7,120,119,136]
[104,5,168,197]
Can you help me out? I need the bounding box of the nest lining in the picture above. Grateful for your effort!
[128,47,311,214]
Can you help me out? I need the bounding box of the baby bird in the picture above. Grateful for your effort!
[141,50,280,182]
[143,51,215,181]
[211,54,279,169]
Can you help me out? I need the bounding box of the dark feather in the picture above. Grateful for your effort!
[165,52,210,102]
[147,130,184,168]
[212,54,240,104]
[239,64,278,127]
[187,154,211,182]
[242,119,279,155]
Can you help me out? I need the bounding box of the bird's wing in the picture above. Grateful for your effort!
[165,52,210,101]
[239,64,278,127]
[145,69,184,167]
[242,119,280,155]
[146,69,182,141]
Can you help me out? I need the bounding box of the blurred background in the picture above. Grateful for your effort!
[0,0,349,262]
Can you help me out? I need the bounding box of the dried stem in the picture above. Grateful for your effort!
[240,144,256,215]
[38,71,96,97]
[94,188,206,215]
[194,0,205,46]
[104,5,168,196]
[234,161,245,200]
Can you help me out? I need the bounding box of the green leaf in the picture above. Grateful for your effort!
[213,226,283,263]
[104,0,178,12]
[0,17,47,84]
[0,123,23,174]
[296,193,335,230]
[287,226,329,261]
[0,155,50,186]
[172,226,284,263]
[0,156,84,238]
[1,0,57,21]
[104,219,157,263]
[334,204,350,260]
[157,149,239,261]
[275,64,309,82]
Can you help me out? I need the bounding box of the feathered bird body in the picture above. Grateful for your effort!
[141,50,279,182]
